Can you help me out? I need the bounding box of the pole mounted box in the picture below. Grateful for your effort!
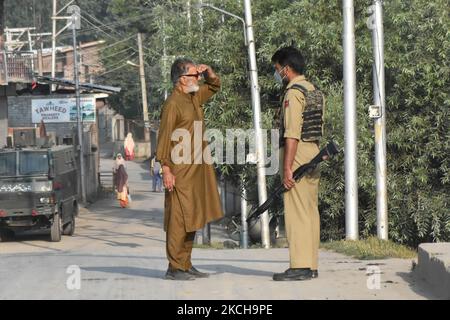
[369,104,382,119]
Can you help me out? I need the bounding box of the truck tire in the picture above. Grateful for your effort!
[0,229,15,242]
[63,214,75,236]
[50,213,62,242]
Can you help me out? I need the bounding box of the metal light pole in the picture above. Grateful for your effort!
[198,2,270,248]
[243,0,270,249]
[51,0,57,92]
[240,182,249,249]
[342,0,359,240]
[69,6,86,204]
[137,33,150,141]
[370,0,388,240]
[162,16,168,100]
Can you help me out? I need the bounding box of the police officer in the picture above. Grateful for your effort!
[271,47,324,281]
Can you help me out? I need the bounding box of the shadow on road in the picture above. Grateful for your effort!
[82,266,164,279]
[194,264,274,277]
[396,271,441,300]
[81,263,275,279]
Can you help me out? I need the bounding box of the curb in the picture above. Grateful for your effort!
[415,242,450,299]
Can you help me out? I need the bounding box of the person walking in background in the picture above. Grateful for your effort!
[113,153,129,208]
[124,133,135,161]
[150,152,163,192]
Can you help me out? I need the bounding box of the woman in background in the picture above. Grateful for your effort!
[124,133,135,161]
[113,154,129,208]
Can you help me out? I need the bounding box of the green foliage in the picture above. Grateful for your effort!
[320,236,417,260]
[141,0,448,247]
[7,0,448,246]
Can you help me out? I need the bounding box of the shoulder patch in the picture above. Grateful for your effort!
[284,100,289,108]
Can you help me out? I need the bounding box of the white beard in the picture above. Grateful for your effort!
[186,84,200,93]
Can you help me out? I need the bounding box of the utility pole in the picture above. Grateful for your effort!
[198,0,204,34]
[342,0,359,240]
[51,0,56,91]
[37,36,43,76]
[52,0,75,91]
[370,0,388,240]
[187,0,191,27]
[137,33,150,142]
[198,2,269,247]
[69,5,86,204]
[162,17,168,100]
[240,182,249,249]
[243,0,270,248]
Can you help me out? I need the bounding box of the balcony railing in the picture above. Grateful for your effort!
[0,51,34,85]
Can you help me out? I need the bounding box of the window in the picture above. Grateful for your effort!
[19,152,49,175]
[0,152,16,176]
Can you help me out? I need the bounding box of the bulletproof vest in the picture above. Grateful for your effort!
[279,83,324,146]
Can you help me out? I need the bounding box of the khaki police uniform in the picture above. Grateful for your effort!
[280,75,321,270]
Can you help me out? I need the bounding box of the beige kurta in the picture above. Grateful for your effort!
[156,77,224,233]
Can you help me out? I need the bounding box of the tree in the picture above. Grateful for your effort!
[6,0,448,246]
[141,0,449,246]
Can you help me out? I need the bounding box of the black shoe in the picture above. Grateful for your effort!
[273,268,312,281]
[188,266,210,278]
[165,269,195,281]
[311,270,319,278]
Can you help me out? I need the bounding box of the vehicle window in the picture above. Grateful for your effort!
[19,152,49,175]
[0,152,16,176]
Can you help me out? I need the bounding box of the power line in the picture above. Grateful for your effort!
[95,63,129,77]
[98,47,134,60]
[55,11,154,41]
[82,10,125,38]
[65,51,137,72]
[55,34,136,56]
[80,15,117,41]
[79,12,161,58]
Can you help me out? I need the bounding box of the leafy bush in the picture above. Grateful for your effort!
[72,0,448,246]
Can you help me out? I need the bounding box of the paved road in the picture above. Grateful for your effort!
[0,157,439,300]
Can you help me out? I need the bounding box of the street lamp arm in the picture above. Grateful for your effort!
[199,3,248,46]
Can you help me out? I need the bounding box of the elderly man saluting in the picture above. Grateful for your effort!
[156,58,223,281]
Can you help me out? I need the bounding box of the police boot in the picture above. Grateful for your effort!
[273,268,312,281]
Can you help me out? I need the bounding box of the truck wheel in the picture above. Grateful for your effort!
[50,213,62,242]
[0,229,15,242]
[63,214,75,236]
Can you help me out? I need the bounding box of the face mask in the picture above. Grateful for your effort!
[274,67,287,85]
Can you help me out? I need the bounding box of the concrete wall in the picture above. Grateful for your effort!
[415,243,450,299]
